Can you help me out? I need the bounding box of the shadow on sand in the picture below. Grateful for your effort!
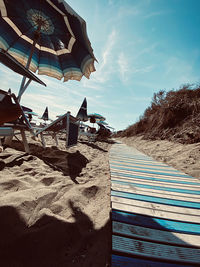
[0,202,111,267]
[3,141,89,184]
[78,141,108,152]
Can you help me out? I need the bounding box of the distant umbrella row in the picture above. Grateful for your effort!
[23,97,114,132]
[76,98,113,130]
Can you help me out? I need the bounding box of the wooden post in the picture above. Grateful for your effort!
[40,132,46,148]
[20,129,30,153]
[66,112,70,147]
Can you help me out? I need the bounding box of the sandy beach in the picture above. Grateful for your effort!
[0,133,200,266]
[0,134,112,267]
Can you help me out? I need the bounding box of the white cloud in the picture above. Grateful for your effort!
[117,52,130,82]
[132,65,154,74]
[82,29,118,87]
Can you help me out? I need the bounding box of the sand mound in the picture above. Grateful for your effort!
[0,134,112,267]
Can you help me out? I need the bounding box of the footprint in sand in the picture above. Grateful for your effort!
[82,185,99,198]
[41,177,55,186]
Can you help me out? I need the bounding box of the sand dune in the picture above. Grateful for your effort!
[0,135,112,267]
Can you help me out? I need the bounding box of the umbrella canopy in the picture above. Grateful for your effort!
[0,0,96,84]
[76,97,88,122]
[88,113,106,123]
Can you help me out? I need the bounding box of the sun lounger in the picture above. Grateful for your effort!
[78,123,97,142]
[0,127,14,152]
[0,89,35,153]
[35,112,80,148]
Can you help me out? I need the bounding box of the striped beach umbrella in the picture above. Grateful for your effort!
[88,113,106,123]
[0,0,96,98]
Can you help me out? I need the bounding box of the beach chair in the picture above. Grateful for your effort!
[35,112,80,148]
[0,89,35,153]
[0,127,14,152]
[79,125,97,142]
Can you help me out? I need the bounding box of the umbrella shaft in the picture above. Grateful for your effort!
[18,36,38,101]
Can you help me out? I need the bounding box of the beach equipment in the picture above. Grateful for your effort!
[35,112,79,148]
[97,121,108,126]
[88,113,106,123]
[76,98,88,122]
[41,107,49,122]
[24,111,38,117]
[0,0,96,99]
[0,89,36,153]
[22,106,38,117]
[0,49,46,88]
[110,141,200,266]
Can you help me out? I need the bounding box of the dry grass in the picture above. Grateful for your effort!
[116,83,200,144]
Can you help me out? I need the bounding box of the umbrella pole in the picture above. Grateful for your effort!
[18,30,40,102]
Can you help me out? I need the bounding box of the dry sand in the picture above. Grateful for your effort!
[0,134,112,267]
[120,135,200,179]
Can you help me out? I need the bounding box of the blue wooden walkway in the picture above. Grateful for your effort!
[110,141,200,266]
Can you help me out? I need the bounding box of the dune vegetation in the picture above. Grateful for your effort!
[116,83,200,144]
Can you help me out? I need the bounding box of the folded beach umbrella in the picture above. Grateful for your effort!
[76,97,88,122]
[41,107,49,121]
[0,0,96,98]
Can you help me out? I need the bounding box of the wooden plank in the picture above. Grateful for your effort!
[112,195,200,215]
[110,156,179,167]
[110,161,193,177]
[112,202,200,223]
[111,175,200,191]
[111,167,196,182]
[111,167,198,181]
[111,254,192,267]
[110,160,181,173]
[113,221,200,247]
[111,190,200,209]
[110,154,159,163]
[112,235,200,264]
[112,210,200,234]
[111,179,200,195]
[111,183,200,202]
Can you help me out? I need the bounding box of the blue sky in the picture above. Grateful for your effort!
[0,0,200,131]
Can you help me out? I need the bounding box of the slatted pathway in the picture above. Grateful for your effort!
[110,141,200,266]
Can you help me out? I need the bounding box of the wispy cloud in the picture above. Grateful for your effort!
[82,29,117,87]
[132,65,154,74]
[98,29,117,75]
[117,52,130,83]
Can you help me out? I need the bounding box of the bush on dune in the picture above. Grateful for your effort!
[116,83,200,144]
